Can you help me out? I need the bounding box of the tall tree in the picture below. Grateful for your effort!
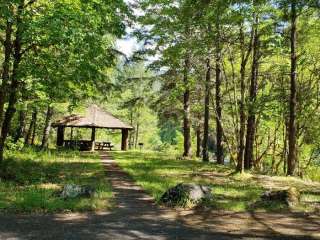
[287,0,298,175]
[203,58,211,162]
[0,0,128,164]
[215,19,224,164]
[137,0,197,157]
[244,4,260,170]
[236,4,253,172]
[183,56,192,157]
[0,19,13,132]
[0,0,24,162]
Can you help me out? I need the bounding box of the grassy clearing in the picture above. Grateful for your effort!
[0,147,113,213]
[112,151,320,212]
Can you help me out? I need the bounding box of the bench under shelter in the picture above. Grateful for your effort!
[52,105,133,151]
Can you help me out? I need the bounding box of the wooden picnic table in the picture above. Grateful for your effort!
[95,141,114,151]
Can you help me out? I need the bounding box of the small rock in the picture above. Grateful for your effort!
[160,183,213,208]
[59,184,95,199]
[261,187,300,206]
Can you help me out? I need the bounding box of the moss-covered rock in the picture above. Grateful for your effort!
[159,183,213,208]
[261,187,300,207]
[59,184,95,199]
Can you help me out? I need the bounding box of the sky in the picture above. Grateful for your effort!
[116,37,138,57]
[116,0,142,58]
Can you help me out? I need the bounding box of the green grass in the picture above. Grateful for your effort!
[112,150,320,212]
[0,147,113,213]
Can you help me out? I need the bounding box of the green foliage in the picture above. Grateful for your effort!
[20,0,128,105]
[4,137,24,151]
[160,120,179,145]
[128,0,320,175]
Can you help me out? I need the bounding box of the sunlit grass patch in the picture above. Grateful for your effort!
[112,150,320,212]
[0,147,113,213]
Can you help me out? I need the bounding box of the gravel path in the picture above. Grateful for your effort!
[0,152,318,240]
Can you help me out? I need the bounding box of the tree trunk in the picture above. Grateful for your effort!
[202,58,211,162]
[31,113,37,145]
[0,2,24,163]
[14,110,27,142]
[237,23,251,172]
[0,20,13,133]
[25,109,37,145]
[196,128,201,158]
[183,56,192,157]
[215,22,223,165]
[41,105,54,149]
[287,0,297,176]
[271,126,278,173]
[283,117,289,174]
[244,13,259,170]
[135,122,139,149]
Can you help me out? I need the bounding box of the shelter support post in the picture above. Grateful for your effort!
[57,126,65,147]
[121,129,129,151]
[91,127,96,151]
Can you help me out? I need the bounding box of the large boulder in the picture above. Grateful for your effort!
[160,183,213,208]
[59,184,95,199]
[261,187,300,207]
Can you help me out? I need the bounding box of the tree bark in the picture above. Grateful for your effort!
[0,2,24,162]
[0,20,13,133]
[196,128,201,158]
[183,56,192,157]
[14,110,27,142]
[202,58,211,162]
[244,13,259,170]
[283,117,289,174]
[41,105,54,149]
[237,23,252,172]
[215,22,224,165]
[25,109,37,145]
[135,122,139,149]
[287,0,297,176]
[31,113,37,145]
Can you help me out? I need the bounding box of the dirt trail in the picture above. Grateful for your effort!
[0,152,318,240]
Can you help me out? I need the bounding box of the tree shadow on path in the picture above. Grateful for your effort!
[0,152,318,240]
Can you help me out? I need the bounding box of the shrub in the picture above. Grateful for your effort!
[5,137,24,151]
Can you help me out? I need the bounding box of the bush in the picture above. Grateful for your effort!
[5,137,24,151]
[305,165,320,182]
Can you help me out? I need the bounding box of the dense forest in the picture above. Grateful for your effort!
[1,0,320,181]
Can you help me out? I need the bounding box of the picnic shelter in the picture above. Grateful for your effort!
[52,105,133,151]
